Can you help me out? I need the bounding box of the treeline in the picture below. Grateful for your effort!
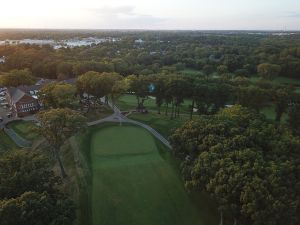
[0,151,75,225]
[170,105,300,225]
[0,32,300,79]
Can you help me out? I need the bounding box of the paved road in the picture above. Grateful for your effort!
[88,99,172,149]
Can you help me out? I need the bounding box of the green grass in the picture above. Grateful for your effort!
[7,121,39,141]
[0,130,18,152]
[128,112,189,138]
[260,105,288,122]
[89,124,218,225]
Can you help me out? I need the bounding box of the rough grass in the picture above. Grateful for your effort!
[7,120,39,141]
[89,124,218,225]
[0,130,18,152]
[84,106,113,122]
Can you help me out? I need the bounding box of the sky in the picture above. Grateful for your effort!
[1,0,300,30]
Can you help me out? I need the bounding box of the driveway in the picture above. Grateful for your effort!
[0,103,14,129]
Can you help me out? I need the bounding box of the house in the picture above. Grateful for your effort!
[6,87,40,117]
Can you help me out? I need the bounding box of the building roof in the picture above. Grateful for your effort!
[62,78,76,85]
[7,87,27,104]
[35,78,55,86]
[18,85,41,93]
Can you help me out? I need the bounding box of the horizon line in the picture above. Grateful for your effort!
[0,28,300,32]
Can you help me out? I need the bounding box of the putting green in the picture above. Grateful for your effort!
[90,124,205,225]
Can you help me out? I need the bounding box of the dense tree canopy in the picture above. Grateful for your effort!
[0,151,75,225]
[170,105,300,225]
[0,69,35,87]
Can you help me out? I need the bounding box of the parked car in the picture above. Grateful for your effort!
[6,113,12,118]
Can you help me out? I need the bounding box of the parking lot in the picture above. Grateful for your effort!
[0,89,14,128]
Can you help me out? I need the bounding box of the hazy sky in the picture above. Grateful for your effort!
[1,0,300,30]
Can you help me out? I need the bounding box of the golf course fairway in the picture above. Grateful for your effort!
[90,124,205,225]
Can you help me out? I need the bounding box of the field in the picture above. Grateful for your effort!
[89,124,218,225]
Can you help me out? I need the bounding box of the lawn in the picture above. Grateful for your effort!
[0,130,18,152]
[89,124,218,225]
[128,112,189,138]
[7,120,39,141]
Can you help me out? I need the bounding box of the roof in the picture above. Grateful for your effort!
[35,78,55,86]
[63,78,76,85]
[7,87,27,104]
[18,85,41,93]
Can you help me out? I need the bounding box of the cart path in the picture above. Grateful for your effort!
[88,99,172,149]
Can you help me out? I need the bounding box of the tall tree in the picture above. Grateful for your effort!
[35,108,87,177]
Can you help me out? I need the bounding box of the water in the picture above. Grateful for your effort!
[0,37,120,48]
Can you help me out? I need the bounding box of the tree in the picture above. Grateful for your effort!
[0,191,75,225]
[287,101,300,135]
[151,75,168,114]
[274,87,292,122]
[237,86,268,112]
[76,71,122,112]
[125,75,150,110]
[56,62,73,80]
[35,108,87,177]
[0,69,35,87]
[257,63,281,80]
[0,150,75,225]
[217,65,228,75]
[203,64,214,78]
[38,83,77,109]
[0,151,60,199]
[170,106,300,225]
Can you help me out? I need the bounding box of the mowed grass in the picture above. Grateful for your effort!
[128,112,189,138]
[90,124,215,225]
